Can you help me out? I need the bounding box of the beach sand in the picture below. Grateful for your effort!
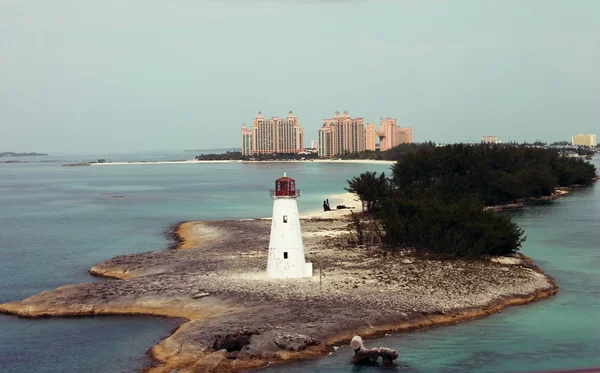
[301,192,361,219]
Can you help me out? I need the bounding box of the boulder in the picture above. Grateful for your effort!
[212,329,259,352]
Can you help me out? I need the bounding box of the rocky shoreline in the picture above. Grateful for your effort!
[484,182,596,212]
[0,215,558,373]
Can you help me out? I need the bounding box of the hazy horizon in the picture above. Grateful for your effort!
[1,0,598,153]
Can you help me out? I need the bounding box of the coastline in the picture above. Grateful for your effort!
[64,159,396,167]
[0,198,559,373]
[484,183,595,212]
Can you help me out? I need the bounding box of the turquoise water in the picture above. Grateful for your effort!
[0,154,390,373]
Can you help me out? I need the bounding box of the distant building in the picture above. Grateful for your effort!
[481,136,499,144]
[318,111,365,158]
[364,118,412,151]
[309,140,318,149]
[241,124,253,156]
[396,126,412,145]
[572,134,596,147]
[365,124,377,151]
[241,111,304,156]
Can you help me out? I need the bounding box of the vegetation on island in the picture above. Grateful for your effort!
[338,142,435,161]
[193,142,433,162]
[195,151,319,161]
[347,143,598,258]
[195,151,244,160]
[0,152,47,157]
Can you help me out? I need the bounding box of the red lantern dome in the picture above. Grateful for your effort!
[270,173,300,198]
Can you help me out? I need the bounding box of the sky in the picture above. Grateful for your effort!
[0,0,599,153]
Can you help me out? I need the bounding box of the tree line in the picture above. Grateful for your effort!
[195,151,319,161]
[338,142,436,161]
[346,144,597,258]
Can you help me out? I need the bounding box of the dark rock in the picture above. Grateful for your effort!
[212,329,255,352]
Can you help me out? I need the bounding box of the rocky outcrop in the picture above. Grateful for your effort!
[0,219,558,373]
[273,333,319,351]
[212,329,259,352]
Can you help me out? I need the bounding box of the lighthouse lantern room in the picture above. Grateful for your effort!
[267,173,312,278]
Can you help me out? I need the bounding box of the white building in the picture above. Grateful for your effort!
[267,174,312,278]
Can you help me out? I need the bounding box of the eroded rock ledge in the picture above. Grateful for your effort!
[0,218,557,373]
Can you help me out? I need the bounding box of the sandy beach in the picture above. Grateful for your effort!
[301,192,362,219]
[0,198,558,373]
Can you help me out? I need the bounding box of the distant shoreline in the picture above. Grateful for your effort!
[0,152,47,157]
[63,159,396,167]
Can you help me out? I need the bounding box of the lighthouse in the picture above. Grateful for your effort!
[267,173,313,278]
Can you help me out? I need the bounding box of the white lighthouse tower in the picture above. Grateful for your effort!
[267,173,312,278]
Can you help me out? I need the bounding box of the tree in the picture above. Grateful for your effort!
[345,143,597,258]
[378,196,526,258]
[345,172,389,212]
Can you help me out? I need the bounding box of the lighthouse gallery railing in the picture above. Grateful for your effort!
[270,190,301,198]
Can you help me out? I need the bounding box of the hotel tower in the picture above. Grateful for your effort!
[241,111,304,156]
[365,118,412,151]
[318,111,366,158]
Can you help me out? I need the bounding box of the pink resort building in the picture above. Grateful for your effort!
[318,111,366,158]
[241,111,304,156]
[481,136,499,144]
[364,118,412,152]
[365,124,378,151]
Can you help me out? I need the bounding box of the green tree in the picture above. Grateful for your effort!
[345,143,597,258]
[378,196,526,258]
[345,171,389,212]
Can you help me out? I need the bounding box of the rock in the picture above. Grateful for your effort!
[212,329,257,352]
[192,292,210,299]
[184,350,227,373]
[226,350,240,359]
[273,333,319,351]
[402,259,413,264]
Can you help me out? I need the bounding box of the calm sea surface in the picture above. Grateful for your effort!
[0,153,598,372]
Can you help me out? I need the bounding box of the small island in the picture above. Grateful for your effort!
[1,144,597,373]
[0,151,47,157]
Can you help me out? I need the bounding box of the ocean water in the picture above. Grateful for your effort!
[0,154,391,373]
[1,154,599,373]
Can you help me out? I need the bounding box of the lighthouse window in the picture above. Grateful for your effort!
[283,252,288,259]
[283,215,288,223]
